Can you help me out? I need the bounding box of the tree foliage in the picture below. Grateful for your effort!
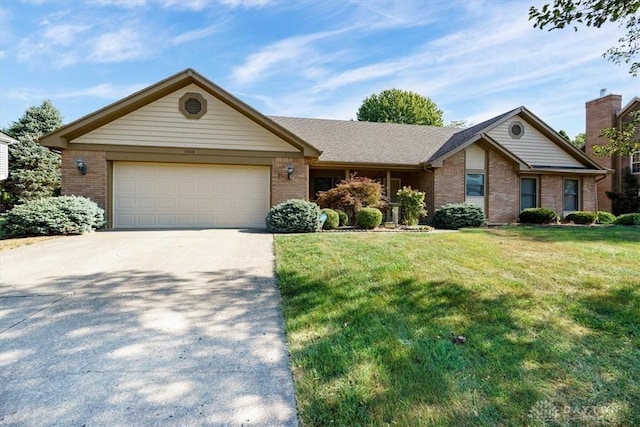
[529,0,640,75]
[316,176,388,223]
[606,169,640,215]
[1,100,63,207]
[592,111,640,156]
[357,89,444,126]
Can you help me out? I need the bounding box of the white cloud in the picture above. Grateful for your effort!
[92,0,147,8]
[8,83,148,103]
[88,28,150,63]
[231,29,350,85]
[43,24,92,46]
[159,0,208,11]
[171,24,223,45]
[220,0,271,8]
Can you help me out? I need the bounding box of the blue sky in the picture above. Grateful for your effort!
[0,0,637,138]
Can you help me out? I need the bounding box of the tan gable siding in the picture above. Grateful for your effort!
[72,84,298,153]
[487,115,583,168]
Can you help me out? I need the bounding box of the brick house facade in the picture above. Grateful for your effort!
[40,69,609,229]
[585,94,640,214]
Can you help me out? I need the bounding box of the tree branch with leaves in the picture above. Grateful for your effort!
[529,0,640,75]
[592,111,640,156]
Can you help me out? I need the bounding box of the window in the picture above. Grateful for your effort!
[520,178,538,211]
[466,174,485,196]
[563,179,579,212]
[312,176,342,198]
[632,151,640,174]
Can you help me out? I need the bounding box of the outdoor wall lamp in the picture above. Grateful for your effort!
[287,164,294,180]
[76,158,87,175]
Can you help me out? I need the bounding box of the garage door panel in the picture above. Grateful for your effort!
[114,162,270,229]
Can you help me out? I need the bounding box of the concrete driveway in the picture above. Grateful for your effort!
[0,230,297,426]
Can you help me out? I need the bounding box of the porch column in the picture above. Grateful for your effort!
[386,170,391,200]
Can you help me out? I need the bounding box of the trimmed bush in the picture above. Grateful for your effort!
[596,211,616,224]
[336,210,348,226]
[266,199,322,233]
[356,207,383,229]
[4,196,104,236]
[396,186,427,226]
[316,176,388,224]
[565,211,597,225]
[518,207,558,224]
[322,208,339,230]
[432,203,486,230]
[613,212,640,226]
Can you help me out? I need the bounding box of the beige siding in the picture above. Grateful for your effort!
[487,115,583,168]
[465,144,485,169]
[73,84,298,152]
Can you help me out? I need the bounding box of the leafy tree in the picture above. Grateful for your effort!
[316,175,388,223]
[446,120,473,128]
[572,132,586,148]
[529,0,640,75]
[1,100,63,207]
[606,169,640,215]
[357,89,444,126]
[559,129,571,141]
[592,111,640,156]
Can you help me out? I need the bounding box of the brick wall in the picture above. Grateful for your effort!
[585,94,621,212]
[433,150,465,210]
[61,150,107,210]
[540,175,563,215]
[582,176,597,212]
[271,157,309,205]
[487,150,518,223]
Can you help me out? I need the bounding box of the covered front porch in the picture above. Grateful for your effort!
[309,166,432,205]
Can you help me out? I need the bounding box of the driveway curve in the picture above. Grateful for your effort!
[0,230,297,426]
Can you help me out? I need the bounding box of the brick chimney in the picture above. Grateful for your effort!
[585,93,622,212]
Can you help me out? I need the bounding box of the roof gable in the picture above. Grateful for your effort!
[39,69,320,157]
[427,107,606,171]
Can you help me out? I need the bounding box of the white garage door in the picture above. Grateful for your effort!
[113,162,270,229]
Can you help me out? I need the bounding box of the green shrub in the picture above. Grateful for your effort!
[356,207,383,229]
[336,210,348,226]
[596,211,617,224]
[321,208,339,230]
[4,196,104,236]
[518,207,558,224]
[432,203,485,230]
[565,211,597,225]
[396,186,427,226]
[613,212,640,226]
[266,199,322,233]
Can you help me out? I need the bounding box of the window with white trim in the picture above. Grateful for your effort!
[632,151,640,174]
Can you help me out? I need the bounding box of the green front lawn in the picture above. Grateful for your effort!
[275,227,640,426]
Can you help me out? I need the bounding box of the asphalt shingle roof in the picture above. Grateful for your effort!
[269,116,459,166]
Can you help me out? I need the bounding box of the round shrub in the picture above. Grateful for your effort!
[518,207,558,224]
[565,211,597,225]
[321,208,339,230]
[4,196,105,237]
[336,210,348,226]
[266,199,322,233]
[356,207,383,229]
[613,212,640,226]
[596,211,616,224]
[432,203,486,230]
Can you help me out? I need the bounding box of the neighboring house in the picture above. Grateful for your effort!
[0,132,18,181]
[39,69,609,229]
[585,94,640,213]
